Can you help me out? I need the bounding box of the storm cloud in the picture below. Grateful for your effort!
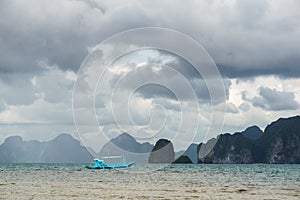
[0,0,299,77]
[245,86,299,111]
[0,0,300,151]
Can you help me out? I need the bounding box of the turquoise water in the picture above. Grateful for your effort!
[1,164,300,199]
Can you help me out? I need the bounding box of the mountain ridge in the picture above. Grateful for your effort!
[1,115,300,164]
[99,132,153,163]
[0,133,93,163]
[198,115,300,164]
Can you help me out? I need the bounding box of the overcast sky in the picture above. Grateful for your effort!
[0,0,299,151]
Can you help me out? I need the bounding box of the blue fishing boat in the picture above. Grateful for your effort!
[85,155,135,169]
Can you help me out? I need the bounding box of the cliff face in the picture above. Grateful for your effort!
[267,135,300,164]
[198,116,300,164]
[148,139,175,163]
[199,133,263,164]
[263,117,300,164]
[205,147,253,164]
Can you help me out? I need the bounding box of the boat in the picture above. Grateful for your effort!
[85,155,135,169]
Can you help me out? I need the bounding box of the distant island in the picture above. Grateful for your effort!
[99,132,153,163]
[198,115,300,164]
[148,139,175,163]
[0,116,299,164]
[0,133,93,163]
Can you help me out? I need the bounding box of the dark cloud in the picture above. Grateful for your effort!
[115,63,196,101]
[0,0,90,72]
[0,0,157,73]
[0,73,37,105]
[0,0,300,149]
[135,84,177,100]
[149,50,201,80]
[235,0,269,29]
[244,86,299,111]
[218,60,300,78]
[0,0,299,79]
[110,52,230,104]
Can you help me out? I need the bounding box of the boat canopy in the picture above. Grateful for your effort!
[100,156,122,159]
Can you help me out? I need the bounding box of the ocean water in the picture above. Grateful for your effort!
[0,164,299,199]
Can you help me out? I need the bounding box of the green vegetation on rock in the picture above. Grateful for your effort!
[173,155,193,164]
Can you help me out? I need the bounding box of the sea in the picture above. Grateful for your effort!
[0,164,299,199]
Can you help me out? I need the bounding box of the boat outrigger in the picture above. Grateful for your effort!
[85,155,135,170]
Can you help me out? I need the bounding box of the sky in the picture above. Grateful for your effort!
[0,0,300,151]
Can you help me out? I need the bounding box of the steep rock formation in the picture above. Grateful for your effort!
[99,133,153,163]
[149,139,175,163]
[198,116,300,164]
[198,133,263,164]
[241,125,263,140]
[263,116,300,164]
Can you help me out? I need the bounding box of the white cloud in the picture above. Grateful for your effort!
[0,99,6,112]
[0,74,37,105]
[239,102,250,112]
[222,75,300,135]
[249,86,299,111]
[33,64,75,103]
